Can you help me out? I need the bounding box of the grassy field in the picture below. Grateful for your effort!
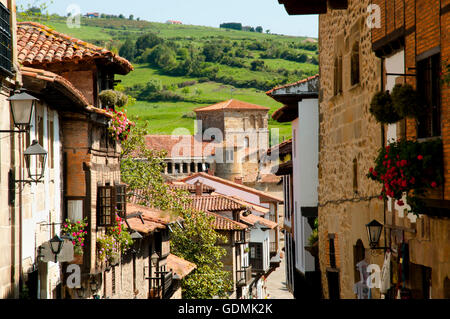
[22,14,316,140]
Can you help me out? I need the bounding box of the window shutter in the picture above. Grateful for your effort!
[0,3,12,76]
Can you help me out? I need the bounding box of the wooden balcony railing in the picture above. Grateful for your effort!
[236,265,252,287]
[147,271,173,299]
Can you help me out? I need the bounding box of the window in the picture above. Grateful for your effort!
[417,53,441,138]
[351,42,360,86]
[97,184,127,226]
[334,55,343,95]
[353,158,358,194]
[244,137,249,148]
[0,3,12,76]
[329,235,336,269]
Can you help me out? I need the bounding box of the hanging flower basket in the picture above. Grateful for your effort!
[62,217,88,257]
[107,109,132,142]
[369,90,402,124]
[391,84,426,119]
[367,138,443,215]
[71,253,84,265]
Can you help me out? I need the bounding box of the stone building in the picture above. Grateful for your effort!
[278,0,385,299]
[369,0,450,299]
[194,99,270,182]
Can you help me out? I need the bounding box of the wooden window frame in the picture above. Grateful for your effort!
[0,3,12,76]
[97,184,127,226]
[417,52,441,138]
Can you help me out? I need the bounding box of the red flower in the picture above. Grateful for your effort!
[384,154,388,159]
[397,200,404,206]
[418,155,423,160]
[431,182,437,188]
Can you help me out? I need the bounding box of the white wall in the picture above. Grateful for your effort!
[294,98,318,274]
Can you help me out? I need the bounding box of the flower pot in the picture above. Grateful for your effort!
[305,242,319,258]
[71,253,84,264]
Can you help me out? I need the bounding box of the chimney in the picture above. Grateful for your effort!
[195,181,203,196]
[234,177,243,185]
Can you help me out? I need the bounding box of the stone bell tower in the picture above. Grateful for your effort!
[194,99,269,182]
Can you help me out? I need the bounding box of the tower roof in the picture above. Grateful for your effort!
[194,99,270,113]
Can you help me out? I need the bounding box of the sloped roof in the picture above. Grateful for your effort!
[194,99,270,113]
[127,203,182,226]
[207,211,248,230]
[144,135,216,159]
[240,212,278,229]
[181,172,284,203]
[184,194,246,212]
[167,254,196,279]
[21,66,89,107]
[17,21,133,74]
[169,182,215,194]
[266,74,319,95]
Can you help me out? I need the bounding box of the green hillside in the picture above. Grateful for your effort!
[18,13,319,140]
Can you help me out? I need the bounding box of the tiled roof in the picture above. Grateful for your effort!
[21,66,89,106]
[240,212,278,229]
[194,99,270,113]
[207,211,248,230]
[127,203,183,226]
[167,254,196,279]
[168,182,215,194]
[144,135,216,159]
[266,74,319,95]
[184,194,246,212]
[17,22,133,74]
[228,196,270,215]
[181,172,284,203]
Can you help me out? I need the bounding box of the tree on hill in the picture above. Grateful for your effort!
[135,33,164,57]
[255,26,263,33]
[202,43,224,63]
[119,38,136,62]
[250,60,265,71]
[219,22,242,31]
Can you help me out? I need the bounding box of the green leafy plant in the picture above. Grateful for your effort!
[369,90,402,124]
[367,139,443,215]
[97,213,133,264]
[62,217,88,255]
[308,217,319,247]
[391,84,425,119]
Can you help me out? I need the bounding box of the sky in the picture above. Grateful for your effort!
[16,0,319,38]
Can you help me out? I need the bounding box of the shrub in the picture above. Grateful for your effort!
[369,90,402,124]
[99,90,117,108]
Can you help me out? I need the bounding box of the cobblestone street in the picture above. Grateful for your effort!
[265,241,294,299]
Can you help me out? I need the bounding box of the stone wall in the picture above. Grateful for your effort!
[317,0,384,299]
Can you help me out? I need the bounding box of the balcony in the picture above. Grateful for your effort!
[147,271,173,299]
[236,265,253,287]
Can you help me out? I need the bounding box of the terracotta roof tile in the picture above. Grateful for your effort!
[206,211,248,230]
[168,182,215,194]
[240,212,278,229]
[17,22,133,74]
[144,135,216,158]
[181,172,284,203]
[167,254,196,279]
[194,99,270,113]
[184,194,246,212]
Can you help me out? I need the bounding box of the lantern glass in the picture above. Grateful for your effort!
[24,140,47,182]
[8,92,38,128]
[366,220,383,247]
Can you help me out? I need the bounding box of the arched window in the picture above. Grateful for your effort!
[353,239,365,282]
[351,42,360,86]
[244,137,249,148]
[258,115,264,128]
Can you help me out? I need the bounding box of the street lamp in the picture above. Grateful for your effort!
[366,219,388,250]
[0,91,38,133]
[24,140,48,183]
[8,92,38,130]
[49,235,64,262]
